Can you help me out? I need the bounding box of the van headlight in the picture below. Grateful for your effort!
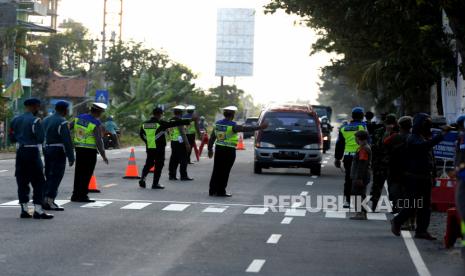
[303,144,319,149]
[258,142,275,148]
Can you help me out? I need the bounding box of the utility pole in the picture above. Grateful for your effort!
[101,0,123,62]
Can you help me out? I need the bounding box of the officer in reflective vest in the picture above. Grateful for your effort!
[139,107,192,189]
[454,115,465,261]
[183,105,201,164]
[335,107,367,208]
[168,105,193,181]
[42,101,75,211]
[70,103,108,202]
[207,106,268,197]
[9,98,53,219]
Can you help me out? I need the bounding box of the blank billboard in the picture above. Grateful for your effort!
[216,8,255,77]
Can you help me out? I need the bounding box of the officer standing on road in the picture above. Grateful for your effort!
[208,106,268,197]
[42,101,75,211]
[454,115,465,260]
[168,105,193,181]
[183,105,201,164]
[139,107,192,189]
[335,107,367,208]
[70,103,108,202]
[9,98,53,219]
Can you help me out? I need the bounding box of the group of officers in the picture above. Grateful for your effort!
[335,107,464,244]
[9,98,267,219]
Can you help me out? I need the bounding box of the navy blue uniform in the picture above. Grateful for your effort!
[43,113,75,199]
[9,112,45,204]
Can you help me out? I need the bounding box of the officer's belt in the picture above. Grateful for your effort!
[16,144,40,149]
[344,152,356,156]
[46,143,65,148]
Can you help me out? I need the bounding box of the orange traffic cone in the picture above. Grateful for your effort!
[236,133,245,150]
[88,175,101,193]
[123,148,141,179]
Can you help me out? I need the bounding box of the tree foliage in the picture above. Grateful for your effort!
[266,0,460,113]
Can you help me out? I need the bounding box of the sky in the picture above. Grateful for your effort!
[57,0,333,105]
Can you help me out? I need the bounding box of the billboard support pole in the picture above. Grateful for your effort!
[220,76,224,87]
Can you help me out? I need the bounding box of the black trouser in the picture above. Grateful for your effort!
[141,148,165,186]
[15,147,45,204]
[186,133,196,163]
[370,167,388,207]
[393,177,432,234]
[44,146,66,199]
[169,141,188,178]
[343,155,354,202]
[72,147,97,200]
[209,145,236,195]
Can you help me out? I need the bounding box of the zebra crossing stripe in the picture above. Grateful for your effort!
[366,213,387,221]
[0,200,20,206]
[243,207,268,215]
[325,211,346,219]
[81,201,113,208]
[203,206,228,213]
[284,208,306,217]
[121,202,152,210]
[163,204,190,212]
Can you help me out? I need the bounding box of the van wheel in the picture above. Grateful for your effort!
[310,165,321,176]
[254,162,262,174]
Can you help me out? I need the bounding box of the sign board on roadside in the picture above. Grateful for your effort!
[95,90,109,105]
[432,128,458,160]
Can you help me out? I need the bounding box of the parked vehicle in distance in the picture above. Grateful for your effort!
[312,105,333,122]
[254,104,323,176]
[243,117,259,139]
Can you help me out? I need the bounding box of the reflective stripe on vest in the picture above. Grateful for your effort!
[215,124,238,148]
[73,118,97,149]
[462,221,465,246]
[143,123,160,149]
[341,124,365,154]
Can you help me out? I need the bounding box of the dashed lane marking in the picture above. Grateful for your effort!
[401,231,431,276]
[311,175,318,179]
[121,202,152,210]
[0,200,20,206]
[284,208,306,217]
[325,211,346,219]
[81,201,113,208]
[281,217,293,224]
[266,234,281,244]
[246,259,266,273]
[163,203,190,212]
[322,165,326,168]
[202,206,228,213]
[103,183,118,188]
[323,161,328,164]
[300,191,308,196]
[244,207,268,215]
[306,181,314,186]
[0,170,8,173]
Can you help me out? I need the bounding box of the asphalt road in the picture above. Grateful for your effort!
[0,140,463,276]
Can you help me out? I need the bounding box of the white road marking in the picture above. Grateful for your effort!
[0,170,8,173]
[103,183,118,188]
[306,181,314,186]
[203,206,228,213]
[325,211,347,219]
[246,259,266,273]
[401,231,432,276]
[266,234,282,244]
[0,200,20,206]
[54,200,70,206]
[300,191,308,196]
[322,165,326,168]
[244,207,268,215]
[323,161,328,164]
[281,217,293,224]
[81,201,113,208]
[311,175,318,179]
[121,202,152,210]
[163,203,190,212]
[291,202,303,208]
[285,208,306,217]
[366,213,387,221]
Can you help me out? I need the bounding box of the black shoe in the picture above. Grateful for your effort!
[216,193,232,197]
[20,211,32,219]
[181,177,194,181]
[139,179,146,188]
[42,202,52,211]
[391,219,401,237]
[209,191,217,196]
[169,177,178,181]
[151,184,165,189]
[33,212,54,219]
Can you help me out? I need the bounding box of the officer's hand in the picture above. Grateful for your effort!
[441,125,453,134]
[334,159,341,168]
[208,150,214,159]
[102,156,109,165]
[69,160,75,167]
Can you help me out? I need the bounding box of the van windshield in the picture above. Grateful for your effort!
[263,112,317,132]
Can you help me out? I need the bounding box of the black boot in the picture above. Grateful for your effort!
[139,179,146,188]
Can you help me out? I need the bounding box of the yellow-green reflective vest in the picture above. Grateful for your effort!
[340,123,366,154]
[73,118,97,149]
[461,221,465,246]
[170,126,182,142]
[215,124,238,148]
[187,122,196,135]
[143,122,160,149]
